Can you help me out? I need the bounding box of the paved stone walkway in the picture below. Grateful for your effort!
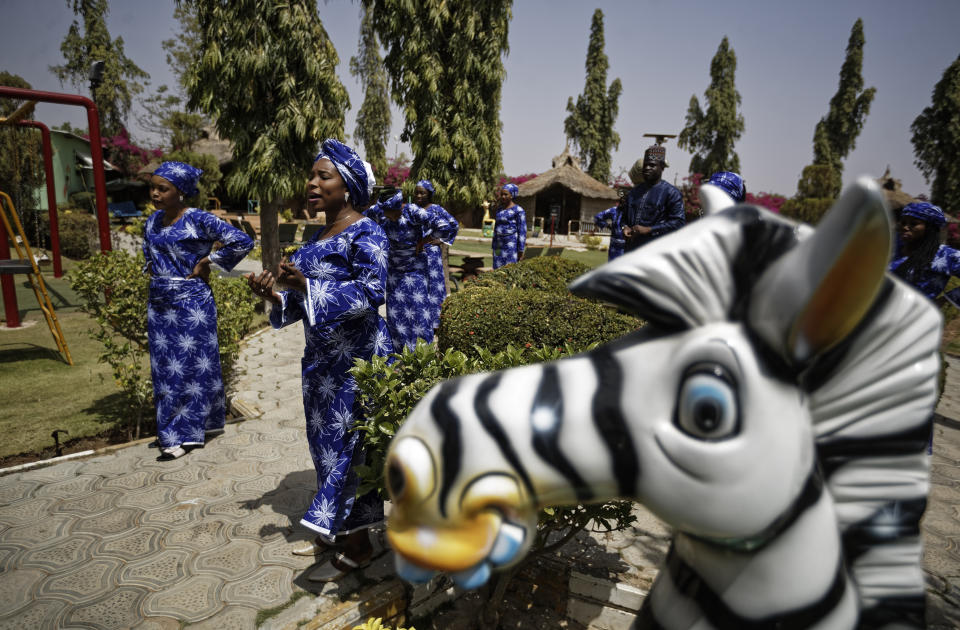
[0,305,959,627]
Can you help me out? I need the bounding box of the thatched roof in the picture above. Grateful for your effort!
[516,146,619,201]
[191,125,234,166]
[876,167,915,211]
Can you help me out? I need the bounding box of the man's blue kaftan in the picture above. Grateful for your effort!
[143,208,254,450]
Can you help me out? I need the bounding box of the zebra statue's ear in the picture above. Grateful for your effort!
[747,176,892,364]
[699,183,735,216]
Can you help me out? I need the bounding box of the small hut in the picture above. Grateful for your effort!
[516,146,619,234]
[875,167,915,214]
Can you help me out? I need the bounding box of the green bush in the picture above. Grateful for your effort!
[68,191,97,213]
[57,210,100,259]
[352,341,636,619]
[70,249,260,439]
[779,197,834,225]
[469,256,591,294]
[438,256,641,355]
[438,286,641,356]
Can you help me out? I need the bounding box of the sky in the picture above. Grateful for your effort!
[2,0,959,199]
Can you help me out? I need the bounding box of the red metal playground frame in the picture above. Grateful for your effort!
[0,87,112,327]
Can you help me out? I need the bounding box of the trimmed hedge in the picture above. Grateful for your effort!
[438,257,643,355]
[779,198,834,225]
[468,255,592,294]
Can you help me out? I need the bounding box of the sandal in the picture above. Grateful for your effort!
[292,536,334,556]
[157,446,186,460]
[306,550,372,582]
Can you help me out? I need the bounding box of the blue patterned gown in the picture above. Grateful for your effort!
[269,218,393,538]
[889,243,960,305]
[594,205,625,261]
[366,203,458,351]
[492,204,526,268]
[143,209,254,450]
[423,203,459,327]
[623,180,684,252]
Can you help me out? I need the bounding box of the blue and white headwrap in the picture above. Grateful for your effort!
[383,191,403,211]
[502,183,519,199]
[314,139,376,208]
[901,201,945,228]
[153,161,203,197]
[707,171,746,203]
[416,179,435,195]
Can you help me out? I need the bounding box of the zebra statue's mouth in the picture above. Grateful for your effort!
[388,509,529,589]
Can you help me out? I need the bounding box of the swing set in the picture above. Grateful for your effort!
[0,86,113,364]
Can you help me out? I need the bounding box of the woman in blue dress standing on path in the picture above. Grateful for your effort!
[246,139,392,580]
[492,183,526,268]
[411,179,459,332]
[593,194,626,261]
[143,161,255,460]
[365,188,458,351]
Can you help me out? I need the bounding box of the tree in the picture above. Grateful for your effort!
[564,9,622,183]
[797,18,876,199]
[363,0,512,210]
[677,36,745,177]
[911,54,960,215]
[349,4,391,179]
[50,0,149,139]
[136,4,207,150]
[182,0,350,274]
[0,72,43,218]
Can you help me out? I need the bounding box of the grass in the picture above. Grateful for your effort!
[0,258,269,463]
[448,238,609,272]
[0,259,124,460]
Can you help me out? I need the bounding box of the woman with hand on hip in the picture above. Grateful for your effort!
[246,139,392,581]
[143,161,254,460]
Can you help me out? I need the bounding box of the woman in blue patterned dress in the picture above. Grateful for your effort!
[246,139,392,580]
[492,183,526,268]
[143,161,254,460]
[412,179,459,328]
[593,194,626,261]
[365,188,458,351]
[890,201,960,305]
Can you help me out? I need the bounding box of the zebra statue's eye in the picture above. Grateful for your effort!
[387,437,437,503]
[675,364,739,440]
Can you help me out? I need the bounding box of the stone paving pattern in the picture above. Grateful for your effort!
[0,310,958,627]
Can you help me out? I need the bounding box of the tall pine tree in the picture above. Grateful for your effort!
[564,9,622,183]
[911,54,960,215]
[363,0,512,209]
[350,4,391,180]
[182,0,349,274]
[677,36,744,177]
[798,18,875,199]
[50,0,149,138]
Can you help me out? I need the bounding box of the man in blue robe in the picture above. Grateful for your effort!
[623,145,685,252]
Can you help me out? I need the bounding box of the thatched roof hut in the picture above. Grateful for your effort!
[876,167,915,213]
[516,146,619,234]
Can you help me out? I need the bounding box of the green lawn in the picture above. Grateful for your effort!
[0,260,123,460]
[448,239,609,271]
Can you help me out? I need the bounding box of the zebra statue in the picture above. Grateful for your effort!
[383,177,939,629]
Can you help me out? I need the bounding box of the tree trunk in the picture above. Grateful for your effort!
[261,198,281,276]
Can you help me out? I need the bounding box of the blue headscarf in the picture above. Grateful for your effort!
[901,201,945,228]
[383,191,403,211]
[502,183,519,199]
[153,161,203,197]
[314,139,375,208]
[707,171,746,203]
[416,179,435,195]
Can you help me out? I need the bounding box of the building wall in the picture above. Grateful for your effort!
[35,132,97,211]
